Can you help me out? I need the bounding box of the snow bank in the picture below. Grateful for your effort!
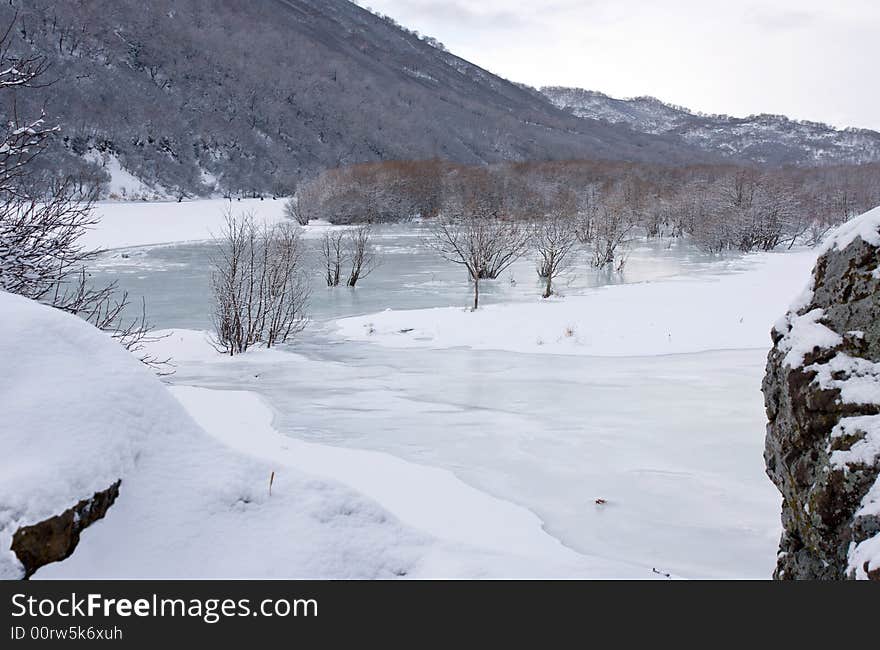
[81,198,291,250]
[1,292,657,578]
[0,290,419,578]
[0,291,151,577]
[82,199,355,251]
[820,205,880,254]
[335,249,819,356]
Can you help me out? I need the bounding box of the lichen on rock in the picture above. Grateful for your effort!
[763,206,880,580]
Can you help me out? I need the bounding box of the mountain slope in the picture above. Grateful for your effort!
[1,0,712,198]
[542,86,880,167]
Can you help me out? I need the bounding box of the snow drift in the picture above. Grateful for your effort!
[0,290,660,579]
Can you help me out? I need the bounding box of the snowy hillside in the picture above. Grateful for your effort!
[542,86,880,166]
[0,0,710,199]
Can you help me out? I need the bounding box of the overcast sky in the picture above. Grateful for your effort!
[359,0,880,130]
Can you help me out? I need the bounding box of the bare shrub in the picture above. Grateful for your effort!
[533,207,579,298]
[0,18,165,370]
[592,197,636,270]
[283,197,308,225]
[320,230,347,287]
[346,224,377,287]
[427,213,530,310]
[210,210,309,355]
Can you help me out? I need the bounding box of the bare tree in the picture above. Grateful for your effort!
[533,210,578,299]
[427,214,530,310]
[210,210,309,355]
[0,17,167,369]
[263,222,310,346]
[592,198,636,270]
[320,230,347,287]
[574,186,601,245]
[283,197,308,225]
[346,224,376,287]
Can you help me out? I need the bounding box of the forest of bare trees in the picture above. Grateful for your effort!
[294,158,880,258]
[282,157,880,309]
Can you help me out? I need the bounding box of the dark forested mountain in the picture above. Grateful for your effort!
[5,1,875,200]
[0,0,714,198]
[542,86,880,168]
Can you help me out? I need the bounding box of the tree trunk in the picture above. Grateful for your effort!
[473,276,480,310]
[543,274,552,299]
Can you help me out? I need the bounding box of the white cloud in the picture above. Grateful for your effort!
[359,0,880,130]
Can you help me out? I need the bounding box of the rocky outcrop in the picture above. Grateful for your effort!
[763,208,880,580]
[11,481,121,579]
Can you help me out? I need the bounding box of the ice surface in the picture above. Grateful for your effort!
[157,335,782,578]
[335,249,819,357]
[2,290,656,579]
[44,199,871,579]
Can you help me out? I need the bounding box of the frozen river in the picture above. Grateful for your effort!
[91,223,785,578]
[93,223,734,326]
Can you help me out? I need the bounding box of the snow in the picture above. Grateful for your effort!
[79,199,355,252]
[13,200,880,580]
[850,532,880,580]
[776,308,843,368]
[81,198,292,251]
[809,354,880,405]
[169,384,659,577]
[830,414,880,579]
[0,290,658,579]
[0,290,148,578]
[820,204,880,253]
[830,416,880,470]
[335,249,819,357]
[84,151,169,201]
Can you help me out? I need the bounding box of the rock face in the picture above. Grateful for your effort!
[763,208,880,580]
[11,481,121,579]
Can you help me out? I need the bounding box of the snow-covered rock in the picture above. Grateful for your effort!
[763,206,880,580]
